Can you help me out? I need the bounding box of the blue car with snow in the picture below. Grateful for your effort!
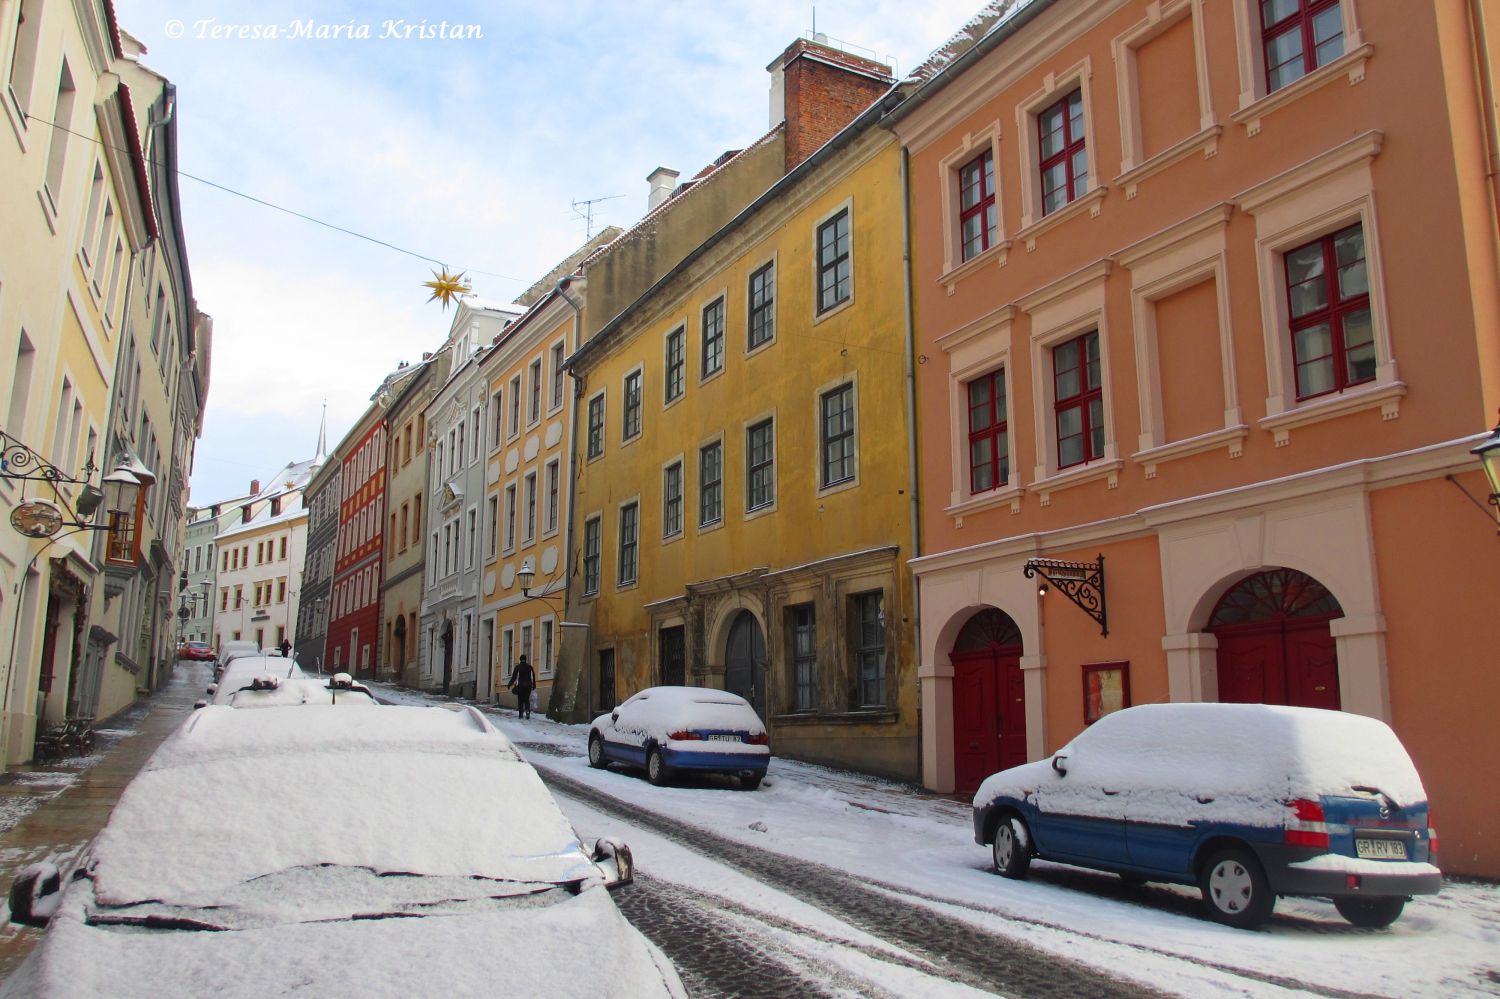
[972,702,1441,929]
[589,686,770,790]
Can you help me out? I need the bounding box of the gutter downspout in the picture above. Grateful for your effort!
[900,145,924,765]
[1468,0,1500,244]
[554,276,587,722]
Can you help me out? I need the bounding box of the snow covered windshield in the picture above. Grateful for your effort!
[88,706,601,912]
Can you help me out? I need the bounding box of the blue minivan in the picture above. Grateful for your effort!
[972,703,1441,928]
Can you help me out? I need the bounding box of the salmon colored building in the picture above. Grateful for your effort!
[887,0,1500,876]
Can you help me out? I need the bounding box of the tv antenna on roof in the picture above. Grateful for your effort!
[571,195,624,239]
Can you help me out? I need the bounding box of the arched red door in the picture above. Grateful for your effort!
[1209,568,1343,710]
[951,609,1026,796]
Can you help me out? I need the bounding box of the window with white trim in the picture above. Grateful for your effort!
[699,440,722,527]
[622,368,642,441]
[816,209,851,313]
[748,262,775,349]
[820,383,855,488]
[617,502,638,586]
[586,391,605,459]
[583,516,601,595]
[701,298,725,377]
[746,418,775,512]
[662,460,683,539]
[664,326,685,402]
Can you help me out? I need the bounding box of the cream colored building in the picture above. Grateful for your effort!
[0,0,157,761]
[213,484,309,654]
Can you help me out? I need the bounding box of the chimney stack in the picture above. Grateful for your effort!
[768,37,894,173]
[249,479,260,495]
[647,167,680,211]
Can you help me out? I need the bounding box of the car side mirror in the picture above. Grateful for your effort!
[1051,753,1069,777]
[9,862,62,927]
[610,712,619,724]
[593,837,634,889]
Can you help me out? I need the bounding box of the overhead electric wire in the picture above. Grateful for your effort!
[23,112,526,285]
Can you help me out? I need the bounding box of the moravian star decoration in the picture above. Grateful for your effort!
[423,267,472,309]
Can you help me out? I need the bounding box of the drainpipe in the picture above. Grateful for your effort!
[899,145,924,765]
[1469,0,1500,230]
[555,276,587,721]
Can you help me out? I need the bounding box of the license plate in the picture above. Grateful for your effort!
[1355,838,1407,860]
[708,734,740,743]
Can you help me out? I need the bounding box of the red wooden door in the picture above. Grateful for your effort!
[1215,618,1339,709]
[1285,620,1341,709]
[952,645,1026,796]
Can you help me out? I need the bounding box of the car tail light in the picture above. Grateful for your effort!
[746,732,769,745]
[1284,797,1329,849]
[1428,812,1438,856]
[668,731,701,741]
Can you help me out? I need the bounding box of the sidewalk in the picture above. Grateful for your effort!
[0,661,208,980]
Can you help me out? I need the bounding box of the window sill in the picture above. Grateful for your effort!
[745,336,776,359]
[1232,44,1374,137]
[4,88,28,152]
[663,393,685,413]
[815,476,859,501]
[743,501,778,523]
[661,529,684,547]
[813,295,854,327]
[1015,187,1106,252]
[698,367,725,389]
[1258,379,1405,446]
[944,482,1025,520]
[1131,424,1248,478]
[771,709,898,726]
[938,240,1011,295]
[614,579,639,593]
[1114,125,1222,199]
[37,187,59,235]
[1028,457,1124,506]
[697,517,724,537]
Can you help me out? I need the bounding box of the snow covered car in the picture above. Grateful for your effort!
[225,672,377,708]
[589,686,770,789]
[201,655,306,706]
[5,704,684,998]
[973,703,1441,929]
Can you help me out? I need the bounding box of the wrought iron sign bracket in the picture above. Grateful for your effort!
[1024,554,1108,636]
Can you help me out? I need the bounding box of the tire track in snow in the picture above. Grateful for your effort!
[539,763,1163,999]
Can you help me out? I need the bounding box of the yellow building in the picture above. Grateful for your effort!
[564,60,923,779]
[0,0,155,761]
[477,291,577,710]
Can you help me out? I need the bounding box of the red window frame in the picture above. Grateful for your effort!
[1261,0,1343,92]
[966,369,1007,493]
[1037,89,1087,216]
[1284,223,1373,401]
[1053,330,1103,470]
[958,149,996,261]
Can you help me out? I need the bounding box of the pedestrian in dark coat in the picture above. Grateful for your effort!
[278,638,292,659]
[508,655,536,719]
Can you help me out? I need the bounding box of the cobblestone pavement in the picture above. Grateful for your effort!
[538,763,1165,999]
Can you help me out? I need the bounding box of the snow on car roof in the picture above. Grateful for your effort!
[90,706,597,905]
[1059,703,1426,803]
[630,685,750,706]
[225,677,375,708]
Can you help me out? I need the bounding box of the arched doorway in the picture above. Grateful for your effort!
[724,611,766,719]
[440,620,454,695]
[950,608,1026,796]
[1209,568,1343,709]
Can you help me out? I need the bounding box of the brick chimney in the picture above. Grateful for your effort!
[769,37,894,173]
[249,478,260,495]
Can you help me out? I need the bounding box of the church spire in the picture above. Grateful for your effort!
[314,399,328,464]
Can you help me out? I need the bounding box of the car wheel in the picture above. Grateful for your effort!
[587,733,606,770]
[739,773,762,791]
[992,814,1032,879]
[1334,895,1407,928]
[646,746,669,786]
[1200,846,1274,929]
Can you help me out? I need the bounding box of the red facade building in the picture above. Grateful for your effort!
[326,409,387,675]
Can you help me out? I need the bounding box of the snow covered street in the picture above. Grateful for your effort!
[374,685,1500,998]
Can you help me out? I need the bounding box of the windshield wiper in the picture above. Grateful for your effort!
[88,913,226,932]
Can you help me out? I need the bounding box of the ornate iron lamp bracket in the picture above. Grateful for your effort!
[1024,554,1108,636]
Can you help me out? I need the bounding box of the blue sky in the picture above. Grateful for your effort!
[111,1,986,503]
